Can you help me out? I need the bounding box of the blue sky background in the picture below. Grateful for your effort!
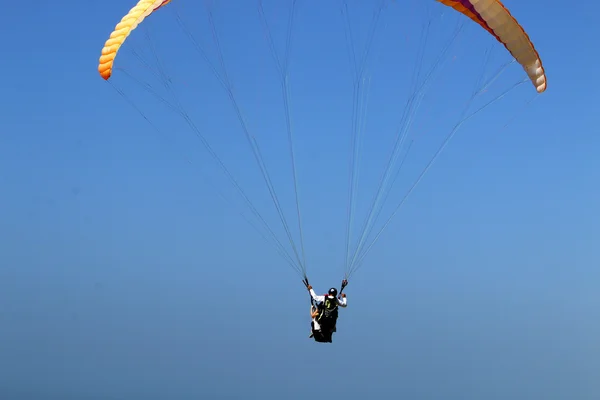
[1,1,599,399]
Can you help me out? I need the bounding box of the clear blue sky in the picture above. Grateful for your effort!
[1,1,599,399]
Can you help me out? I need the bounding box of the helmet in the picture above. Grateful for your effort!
[328,287,338,298]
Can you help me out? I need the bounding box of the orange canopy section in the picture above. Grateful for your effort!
[98,0,171,80]
[437,0,546,93]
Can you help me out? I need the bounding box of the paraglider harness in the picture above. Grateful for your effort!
[317,296,338,330]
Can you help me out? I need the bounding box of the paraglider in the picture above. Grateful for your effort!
[305,280,348,343]
[97,0,548,344]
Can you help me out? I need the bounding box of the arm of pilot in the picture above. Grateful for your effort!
[337,295,347,307]
[309,288,325,303]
